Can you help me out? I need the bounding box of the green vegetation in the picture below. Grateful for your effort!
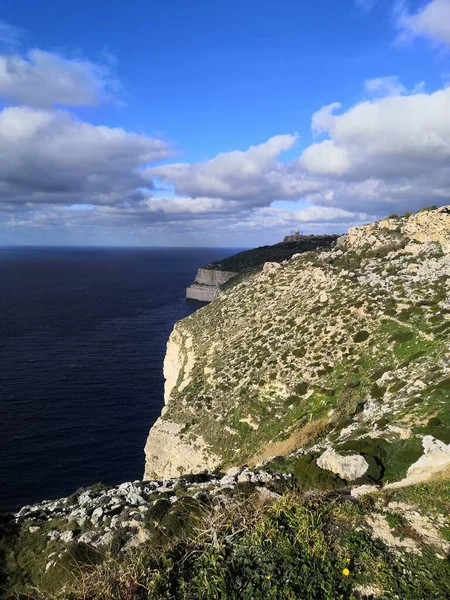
[3,483,450,599]
[206,236,338,273]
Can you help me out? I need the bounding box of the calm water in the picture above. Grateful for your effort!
[0,247,237,512]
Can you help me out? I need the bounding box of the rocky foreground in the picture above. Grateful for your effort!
[11,468,289,557]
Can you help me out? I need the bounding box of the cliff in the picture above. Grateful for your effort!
[185,235,338,303]
[145,206,450,483]
[186,268,237,302]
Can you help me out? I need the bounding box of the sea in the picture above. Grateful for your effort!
[0,246,239,513]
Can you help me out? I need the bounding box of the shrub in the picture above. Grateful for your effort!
[294,381,309,396]
[389,331,414,343]
[293,347,306,358]
[370,383,386,399]
[353,330,370,343]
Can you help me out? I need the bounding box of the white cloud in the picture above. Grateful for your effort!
[0,106,173,206]
[0,49,120,108]
[256,205,372,224]
[365,76,408,96]
[300,87,450,183]
[145,82,450,227]
[148,134,304,205]
[397,0,450,46]
[3,70,450,243]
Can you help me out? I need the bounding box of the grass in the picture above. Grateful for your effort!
[4,484,450,600]
[248,419,328,465]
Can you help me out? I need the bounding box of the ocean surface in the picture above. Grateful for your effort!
[0,247,239,513]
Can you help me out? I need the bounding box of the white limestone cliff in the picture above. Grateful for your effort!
[186,268,237,302]
[144,324,221,480]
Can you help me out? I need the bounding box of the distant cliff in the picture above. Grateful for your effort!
[185,235,338,303]
[186,268,237,302]
[145,206,450,480]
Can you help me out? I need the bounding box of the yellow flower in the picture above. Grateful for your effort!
[266,575,271,580]
[342,568,350,577]
[346,558,351,564]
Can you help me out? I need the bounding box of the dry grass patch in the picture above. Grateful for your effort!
[249,419,328,465]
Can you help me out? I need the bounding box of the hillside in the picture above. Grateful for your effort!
[145,206,450,484]
[205,235,338,273]
[186,235,338,302]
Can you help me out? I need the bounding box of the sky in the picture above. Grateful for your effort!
[0,0,450,247]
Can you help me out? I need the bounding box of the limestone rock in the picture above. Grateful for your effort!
[162,326,195,405]
[143,206,450,484]
[255,487,280,503]
[406,438,450,479]
[351,485,379,498]
[144,418,220,480]
[262,262,282,274]
[186,268,237,302]
[60,530,74,543]
[422,435,448,454]
[404,206,450,250]
[317,449,369,481]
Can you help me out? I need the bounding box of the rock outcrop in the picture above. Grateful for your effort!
[399,435,450,482]
[144,325,221,479]
[317,449,369,481]
[145,207,450,486]
[186,268,237,302]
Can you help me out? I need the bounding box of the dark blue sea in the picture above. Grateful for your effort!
[0,247,238,513]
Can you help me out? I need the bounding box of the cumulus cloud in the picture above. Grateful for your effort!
[0,106,173,206]
[2,48,450,244]
[0,49,120,108]
[365,76,409,97]
[397,0,450,46]
[300,87,450,183]
[148,134,310,206]
[143,82,450,228]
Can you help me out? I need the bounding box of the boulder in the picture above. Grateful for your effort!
[317,449,369,481]
[263,262,282,274]
[406,437,450,479]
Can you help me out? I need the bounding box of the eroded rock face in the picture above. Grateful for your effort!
[186,268,237,302]
[163,327,195,405]
[262,261,282,274]
[404,206,450,250]
[347,206,450,250]
[144,326,221,479]
[317,449,369,481]
[143,419,220,480]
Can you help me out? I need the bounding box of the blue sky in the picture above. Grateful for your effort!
[0,0,449,246]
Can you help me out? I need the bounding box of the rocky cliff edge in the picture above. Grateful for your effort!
[144,206,450,484]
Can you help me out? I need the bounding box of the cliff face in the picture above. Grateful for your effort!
[144,207,450,483]
[186,268,237,302]
[144,326,221,479]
